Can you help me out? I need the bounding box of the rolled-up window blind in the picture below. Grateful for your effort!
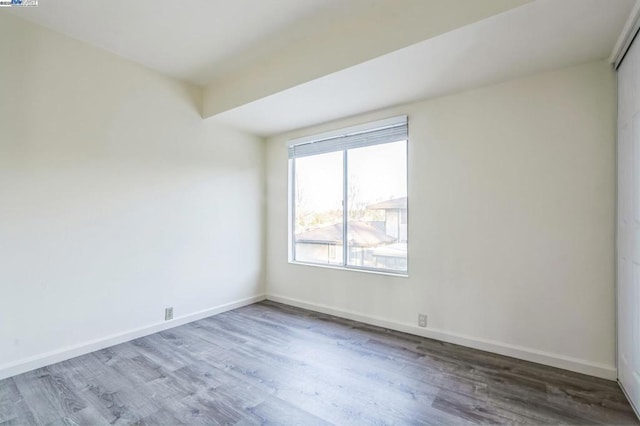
[288,115,407,159]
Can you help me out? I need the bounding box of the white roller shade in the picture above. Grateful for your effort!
[288,116,407,159]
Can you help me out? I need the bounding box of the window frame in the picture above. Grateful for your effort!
[288,116,409,277]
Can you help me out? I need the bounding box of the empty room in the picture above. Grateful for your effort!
[1,0,640,424]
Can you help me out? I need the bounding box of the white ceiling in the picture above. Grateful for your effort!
[10,0,362,85]
[212,0,634,136]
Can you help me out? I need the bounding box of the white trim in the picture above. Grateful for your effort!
[0,294,266,381]
[288,260,408,277]
[619,380,640,421]
[288,158,295,262]
[611,0,640,69]
[288,115,407,147]
[342,149,349,266]
[1,292,618,383]
[267,294,617,380]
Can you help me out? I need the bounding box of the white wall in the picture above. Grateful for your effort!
[0,14,265,378]
[266,60,617,378]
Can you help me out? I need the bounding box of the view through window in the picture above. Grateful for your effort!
[289,117,408,273]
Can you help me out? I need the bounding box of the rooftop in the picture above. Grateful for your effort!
[367,197,407,210]
[296,221,396,247]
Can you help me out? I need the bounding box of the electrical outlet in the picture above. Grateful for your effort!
[418,314,427,328]
[165,307,174,321]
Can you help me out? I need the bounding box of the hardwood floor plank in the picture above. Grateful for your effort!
[46,405,111,426]
[79,383,159,425]
[110,356,165,386]
[129,335,197,372]
[244,396,331,426]
[131,408,184,426]
[169,361,226,392]
[185,320,247,350]
[432,388,521,424]
[12,368,87,425]
[0,378,37,425]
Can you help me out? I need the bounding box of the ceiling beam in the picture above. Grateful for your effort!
[202,0,531,119]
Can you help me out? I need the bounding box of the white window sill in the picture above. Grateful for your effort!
[289,260,408,278]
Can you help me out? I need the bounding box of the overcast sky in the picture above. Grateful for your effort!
[294,140,407,213]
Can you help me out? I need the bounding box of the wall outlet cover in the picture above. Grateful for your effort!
[418,314,427,328]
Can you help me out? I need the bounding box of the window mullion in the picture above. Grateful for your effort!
[342,149,348,267]
[291,158,297,262]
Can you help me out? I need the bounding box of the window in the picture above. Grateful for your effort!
[288,116,408,274]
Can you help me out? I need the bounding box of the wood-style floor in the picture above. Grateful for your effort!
[0,301,637,425]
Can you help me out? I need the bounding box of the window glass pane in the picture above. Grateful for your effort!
[294,151,343,265]
[346,140,407,272]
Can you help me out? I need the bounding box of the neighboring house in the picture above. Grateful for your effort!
[367,197,408,270]
[295,196,408,270]
[367,197,407,242]
[295,221,395,266]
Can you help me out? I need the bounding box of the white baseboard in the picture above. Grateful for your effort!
[0,294,266,381]
[2,293,617,382]
[267,294,617,380]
